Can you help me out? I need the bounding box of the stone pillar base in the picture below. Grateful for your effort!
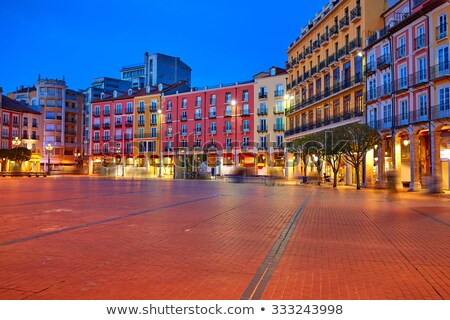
[408,182,422,192]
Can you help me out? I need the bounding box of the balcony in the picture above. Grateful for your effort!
[274,90,284,97]
[303,71,310,80]
[257,125,268,133]
[366,88,378,102]
[93,111,100,117]
[92,124,100,130]
[330,24,339,39]
[320,32,329,45]
[273,124,284,132]
[137,107,145,113]
[328,53,338,67]
[396,45,406,60]
[414,34,425,51]
[350,5,361,22]
[339,16,349,31]
[409,69,428,87]
[407,109,429,124]
[313,40,321,52]
[223,126,232,134]
[377,54,391,69]
[365,61,376,75]
[286,61,292,70]
[394,114,409,127]
[195,130,202,135]
[195,114,202,120]
[125,121,133,127]
[299,52,305,62]
[209,112,216,119]
[103,123,110,129]
[124,134,132,140]
[257,108,268,116]
[103,111,110,116]
[430,61,450,80]
[209,129,216,135]
[241,110,250,116]
[311,65,318,77]
[273,107,284,115]
[305,46,313,58]
[349,37,362,54]
[93,136,100,142]
[436,24,448,41]
[319,59,328,72]
[376,84,393,98]
[337,45,350,61]
[259,93,268,99]
[431,103,450,120]
[393,77,409,93]
[103,136,110,141]
[115,122,122,128]
[180,116,187,122]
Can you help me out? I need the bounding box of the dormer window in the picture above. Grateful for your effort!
[270,68,276,76]
[113,90,118,98]
[158,83,163,91]
[146,86,151,94]
[128,88,133,96]
[100,92,105,100]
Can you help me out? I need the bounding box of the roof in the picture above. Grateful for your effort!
[12,86,36,94]
[1,95,40,114]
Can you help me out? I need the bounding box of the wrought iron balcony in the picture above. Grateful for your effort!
[339,16,349,31]
[330,24,339,38]
[365,61,376,75]
[436,24,448,41]
[320,32,329,45]
[414,34,425,50]
[257,108,268,116]
[377,54,391,69]
[350,5,361,22]
[431,103,450,120]
[393,77,409,93]
[396,45,406,60]
[408,69,428,86]
[430,61,450,80]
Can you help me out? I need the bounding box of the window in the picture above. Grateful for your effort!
[151,113,157,125]
[275,84,284,97]
[94,106,100,116]
[167,126,173,137]
[368,79,376,100]
[209,107,216,118]
[259,136,267,149]
[437,46,449,76]
[182,98,187,109]
[104,105,110,115]
[181,111,187,121]
[196,96,202,107]
[275,117,284,131]
[195,123,202,134]
[400,100,408,120]
[259,87,267,99]
[242,90,249,101]
[167,101,172,111]
[151,127,157,138]
[126,102,133,113]
[195,109,202,120]
[275,101,283,113]
[418,57,427,81]
[416,26,425,50]
[195,139,202,148]
[242,136,249,148]
[383,104,392,123]
[399,65,407,88]
[226,138,232,149]
[439,87,450,111]
[276,135,284,149]
[437,14,447,40]
[225,105,232,116]
[46,112,55,120]
[138,114,145,126]
[139,101,145,112]
[167,113,172,122]
[115,103,122,114]
[383,72,391,95]
[225,121,232,133]
[419,95,427,116]
[258,119,266,132]
[243,120,250,132]
[210,94,216,105]
[210,122,216,134]
[181,125,187,136]
[398,37,406,59]
[225,92,231,103]
[242,104,249,115]
[181,140,187,148]
[151,100,157,111]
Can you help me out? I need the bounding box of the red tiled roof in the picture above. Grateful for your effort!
[11,86,36,94]
[1,95,40,114]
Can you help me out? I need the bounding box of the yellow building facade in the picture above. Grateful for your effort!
[285,0,386,185]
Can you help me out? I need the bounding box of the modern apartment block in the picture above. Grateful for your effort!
[7,77,85,172]
[120,52,192,89]
[284,0,386,184]
[161,81,255,178]
[253,67,288,176]
[0,87,41,171]
[365,0,450,190]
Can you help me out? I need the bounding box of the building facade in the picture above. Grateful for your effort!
[161,81,255,178]
[1,87,42,172]
[366,0,450,190]
[285,0,386,185]
[7,77,85,173]
[253,67,288,177]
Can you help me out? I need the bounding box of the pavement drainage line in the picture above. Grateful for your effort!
[240,191,313,300]
[0,194,219,247]
[408,208,450,228]
[361,210,445,300]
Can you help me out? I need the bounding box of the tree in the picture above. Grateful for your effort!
[341,123,380,190]
[323,128,347,188]
[9,147,32,167]
[304,132,325,185]
[286,137,310,177]
[0,149,10,171]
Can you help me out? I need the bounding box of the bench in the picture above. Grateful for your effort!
[0,172,47,178]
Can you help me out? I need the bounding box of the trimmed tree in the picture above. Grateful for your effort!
[323,128,348,188]
[9,147,32,168]
[341,123,380,190]
[0,149,10,171]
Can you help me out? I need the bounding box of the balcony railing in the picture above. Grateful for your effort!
[414,34,425,50]
[431,103,450,120]
[330,24,339,38]
[257,108,268,116]
[284,109,364,137]
[305,46,313,57]
[313,40,321,52]
[195,114,202,120]
[376,83,393,98]
[93,124,100,130]
[273,124,284,131]
[393,77,409,92]
[339,16,349,30]
[365,61,376,75]
[274,90,284,97]
[273,107,284,115]
[103,123,110,129]
[337,45,350,60]
[320,32,329,44]
[436,24,448,41]
[377,54,391,69]
[350,5,361,22]
[125,121,133,127]
[103,136,110,141]
[349,37,362,53]
[430,61,450,80]
[409,69,428,86]
[396,45,406,60]
[257,125,268,133]
[259,93,268,99]
[328,53,338,66]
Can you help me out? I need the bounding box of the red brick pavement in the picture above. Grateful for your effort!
[0,177,448,300]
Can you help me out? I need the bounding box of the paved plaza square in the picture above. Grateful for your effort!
[0,177,449,300]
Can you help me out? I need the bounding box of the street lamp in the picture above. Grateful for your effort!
[231,99,237,168]
[158,109,163,177]
[74,152,81,171]
[45,143,53,175]
[13,137,21,148]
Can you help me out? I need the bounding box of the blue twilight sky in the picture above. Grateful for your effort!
[0,0,329,94]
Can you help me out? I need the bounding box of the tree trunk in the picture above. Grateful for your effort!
[333,170,338,188]
[355,166,361,190]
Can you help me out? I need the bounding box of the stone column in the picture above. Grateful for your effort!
[378,141,386,184]
[430,128,441,177]
[409,129,422,191]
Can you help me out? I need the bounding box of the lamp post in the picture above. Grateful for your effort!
[231,99,237,168]
[74,152,81,172]
[45,143,53,175]
[158,109,163,177]
[13,137,21,148]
